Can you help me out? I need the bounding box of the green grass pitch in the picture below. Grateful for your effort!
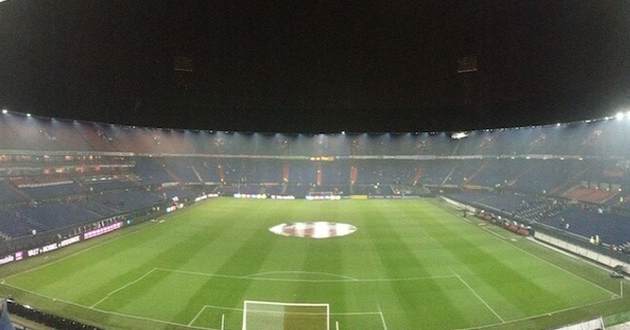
[0,198,628,329]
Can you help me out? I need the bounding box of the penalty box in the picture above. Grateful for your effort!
[242,300,329,330]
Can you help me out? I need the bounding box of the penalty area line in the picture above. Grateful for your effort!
[0,282,217,330]
[200,303,380,315]
[377,304,388,330]
[90,268,158,308]
[189,305,208,326]
[452,272,505,323]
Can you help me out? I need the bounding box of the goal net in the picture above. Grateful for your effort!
[242,300,329,330]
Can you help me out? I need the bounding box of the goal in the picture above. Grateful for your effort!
[242,300,330,330]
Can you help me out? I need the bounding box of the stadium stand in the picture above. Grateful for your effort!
[1,111,630,254]
[0,180,26,204]
[19,182,82,200]
[562,186,618,204]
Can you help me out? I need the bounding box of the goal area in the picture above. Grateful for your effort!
[242,300,329,330]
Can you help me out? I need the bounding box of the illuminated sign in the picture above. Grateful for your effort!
[60,236,80,247]
[84,222,122,240]
[41,243,59,252]
[0,255,14,265]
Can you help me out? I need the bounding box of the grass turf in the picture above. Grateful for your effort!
[0,198,627,329]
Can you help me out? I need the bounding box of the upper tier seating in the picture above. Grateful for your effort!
[134,159,174,184]
[87,180,138,193]
[91,190,163,213]
[20,182,82,200]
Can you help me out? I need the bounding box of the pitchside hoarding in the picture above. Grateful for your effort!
[0,222,123,267]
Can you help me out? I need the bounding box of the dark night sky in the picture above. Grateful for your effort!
[0,0,628,132]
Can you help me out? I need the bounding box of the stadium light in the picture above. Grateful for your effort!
[556,123,561,127]
[26,113,32,117]
[1,109,7,114]
[451,132,468,139]
[616,112,625,120]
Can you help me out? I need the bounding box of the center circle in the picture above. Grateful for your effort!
[269,221,357,239]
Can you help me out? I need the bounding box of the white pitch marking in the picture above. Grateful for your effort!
[156,267,456,283]
[336,320,339,330]
[221,313,225,330]
[189,306,207,326]
[5,225,146,280]
[201,303,379,315]
[479,226,508,240]
[453,272,505,323]
[506,242,620,297]
[246,270,358,281]
[458,210,620,298]
[0,282,218,329]
[377,305,388,330]
[243,299,329,307]
[453,295,621,330]
[90,268,157,308]
[241,300,247,330]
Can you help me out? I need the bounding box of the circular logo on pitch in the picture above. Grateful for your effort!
[269,221,357,239]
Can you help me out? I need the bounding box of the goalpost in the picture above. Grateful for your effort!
[242,300,330,330]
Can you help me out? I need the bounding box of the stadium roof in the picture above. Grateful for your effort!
[0,1,628,132]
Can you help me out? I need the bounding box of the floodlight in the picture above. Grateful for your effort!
[451,132,468,139]
[616,112,624,120]
[26,113,31,117]
[556,123,561,127]
[1,109,7,114]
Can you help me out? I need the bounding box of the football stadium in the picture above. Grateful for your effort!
[1,1,630,329]
[0,112,627,329]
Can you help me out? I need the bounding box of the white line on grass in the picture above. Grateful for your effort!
[189,306,207,326]
[243,300,329,307]
[90,268,157,308]
[201,303,380,316]
[246,270,359,281]
[453,295,622,330]
[92,306,218,330]
[507,242,620,297]
[455,212,620,298]
[452,272,505,323]
[156,267,457,283]
[478,225,508,240]
[377,304,388,330]
[4,226,146,281]
[1,282,217,330]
